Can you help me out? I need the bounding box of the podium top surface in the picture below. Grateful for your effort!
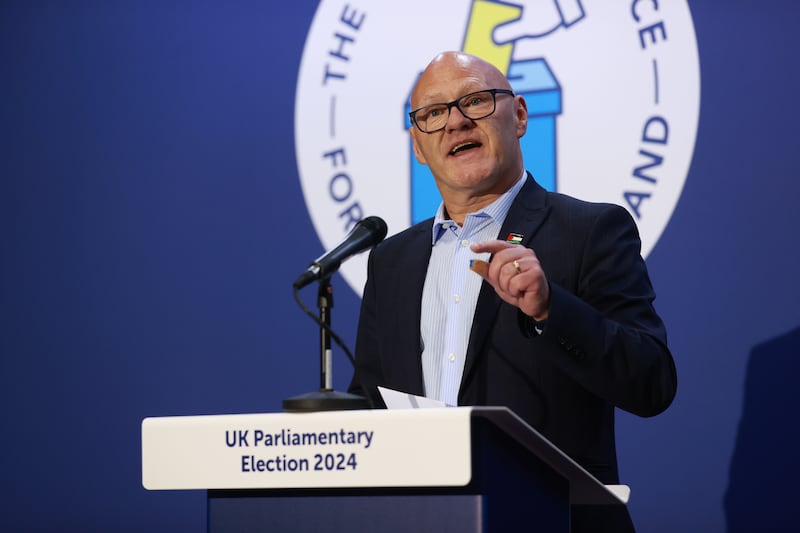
[141,407,626,505]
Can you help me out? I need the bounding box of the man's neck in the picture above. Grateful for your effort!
[443,194,502,226]
[441,170,525,226]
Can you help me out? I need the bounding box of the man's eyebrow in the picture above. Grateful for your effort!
[414,93,448,107]
[415,85,481,107]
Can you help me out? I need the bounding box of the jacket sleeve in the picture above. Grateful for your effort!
[529,203,677,417]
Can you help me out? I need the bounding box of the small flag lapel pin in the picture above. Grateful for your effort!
[505,232,524,244]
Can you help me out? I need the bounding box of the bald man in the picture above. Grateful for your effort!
[349,52,677,532]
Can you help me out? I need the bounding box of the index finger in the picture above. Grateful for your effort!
[470,239,518,255]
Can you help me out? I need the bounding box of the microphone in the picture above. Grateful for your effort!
[293,216,388,289]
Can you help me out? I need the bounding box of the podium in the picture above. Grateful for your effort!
[142,407,628,532]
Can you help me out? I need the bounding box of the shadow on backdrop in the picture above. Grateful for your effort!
[725,325,800,532]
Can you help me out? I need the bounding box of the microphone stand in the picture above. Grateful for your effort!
[283,276,370,412]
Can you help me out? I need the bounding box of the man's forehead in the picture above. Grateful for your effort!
[413,74,485,105]
[412,54,506,101]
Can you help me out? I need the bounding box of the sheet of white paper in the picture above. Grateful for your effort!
[378,386,448,409]
[604,484,631,503]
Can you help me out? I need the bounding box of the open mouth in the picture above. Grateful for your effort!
[449,141,481,156]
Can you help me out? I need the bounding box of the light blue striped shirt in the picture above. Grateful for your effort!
[421,173,527,406]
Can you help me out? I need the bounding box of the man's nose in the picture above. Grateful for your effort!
[445,103,474,131]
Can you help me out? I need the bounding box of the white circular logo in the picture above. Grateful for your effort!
[295,0,700,296]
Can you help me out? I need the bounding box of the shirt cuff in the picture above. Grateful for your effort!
[518,309,547,338]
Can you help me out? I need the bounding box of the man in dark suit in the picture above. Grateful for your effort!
[349,51,677,532]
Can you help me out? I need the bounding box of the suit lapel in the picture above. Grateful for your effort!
[460,174,552,390]
[388,222,431,396]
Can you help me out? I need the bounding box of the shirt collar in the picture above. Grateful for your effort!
[430,170,528,245]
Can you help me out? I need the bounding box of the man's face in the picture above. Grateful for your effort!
[409,53,528,200]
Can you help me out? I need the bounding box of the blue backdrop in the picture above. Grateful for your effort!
[2,1,799,531]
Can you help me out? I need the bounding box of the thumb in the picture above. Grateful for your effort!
[492,21,519,45]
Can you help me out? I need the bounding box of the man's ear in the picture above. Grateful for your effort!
[409,127,427,164]
[515,95,528,138]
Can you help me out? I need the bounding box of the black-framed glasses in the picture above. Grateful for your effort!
[408,88,515,133]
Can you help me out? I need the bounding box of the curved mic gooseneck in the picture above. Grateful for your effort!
[285,216,388,412]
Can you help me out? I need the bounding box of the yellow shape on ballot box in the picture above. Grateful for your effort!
[462,0,522,74]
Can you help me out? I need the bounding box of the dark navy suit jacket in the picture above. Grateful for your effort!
[349,174,677,528]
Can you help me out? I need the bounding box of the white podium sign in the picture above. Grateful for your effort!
[142,408,472,490]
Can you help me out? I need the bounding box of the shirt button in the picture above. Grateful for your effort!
[448,353,456,362]
[461,239,470,247]
[453,294,460,302]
